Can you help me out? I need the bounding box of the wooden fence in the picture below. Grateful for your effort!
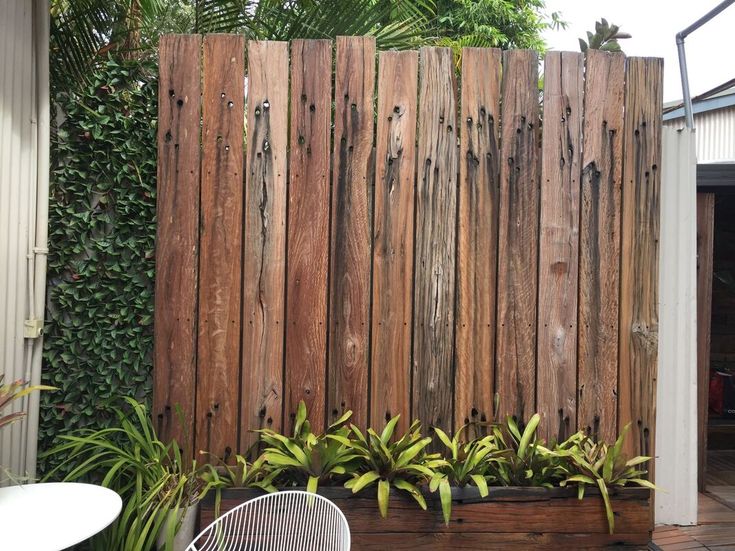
[153,34,662,462]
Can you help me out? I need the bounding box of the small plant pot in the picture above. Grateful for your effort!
[156,502,198,551]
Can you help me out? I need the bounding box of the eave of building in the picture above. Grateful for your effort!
[664,92,735,121]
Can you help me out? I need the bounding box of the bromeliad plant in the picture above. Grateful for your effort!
[488,414,569,487]
[200,452,281,518]
[555,424,655,534]
[202,452,279,493]
[430,425,506,523]
[341,416,446,518]
[43,397,654,540]
[258,401,359,493]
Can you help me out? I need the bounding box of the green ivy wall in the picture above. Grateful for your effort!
[39,58,158,474]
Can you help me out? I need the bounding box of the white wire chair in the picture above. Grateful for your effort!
[187,490,351,551]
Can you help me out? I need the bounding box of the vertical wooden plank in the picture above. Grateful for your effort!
[328,36,376,428]
[618,57,663,458]
[697,193,715,490]
[196,34,245,461]
[455,47,501,429]
[370,50,418,434]
[578,50,625,443]
[537,51,584,443]
[285,39,331,432]
[154,35,201,454]
[495,50,540,423]
[241,40,288,452]
[413,47,458,432]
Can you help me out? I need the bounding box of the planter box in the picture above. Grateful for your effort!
[199,486,652,550]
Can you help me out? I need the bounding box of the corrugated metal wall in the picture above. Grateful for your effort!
[0,0,49,483]
[664,106,735,163]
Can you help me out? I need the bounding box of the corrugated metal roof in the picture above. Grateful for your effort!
[664,106,735,163]
[664,78,735,117]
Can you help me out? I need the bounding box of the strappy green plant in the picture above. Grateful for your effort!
[341,416,446,518]
[430,425,506,523]
[488,414,568,487]
[41,398,219,551]
[258,401,358,493]
[555,424,655,534]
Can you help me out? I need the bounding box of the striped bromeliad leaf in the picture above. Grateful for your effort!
[258,400,358,493]
[554,424,655,534]
[343,416,446,518]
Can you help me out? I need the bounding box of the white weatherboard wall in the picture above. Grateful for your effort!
[0,0,50,483]
[655,127,698,525]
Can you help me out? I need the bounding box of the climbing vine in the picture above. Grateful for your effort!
[39,57,158,474]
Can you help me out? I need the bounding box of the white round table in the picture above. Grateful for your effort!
[0,482,122,550]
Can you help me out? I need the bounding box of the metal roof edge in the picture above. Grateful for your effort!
[664,93,735,121]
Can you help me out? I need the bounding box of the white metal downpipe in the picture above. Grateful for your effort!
[25,0,50,481]
[676,0,735,130]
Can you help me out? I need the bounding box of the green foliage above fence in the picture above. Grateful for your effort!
[39,57,158,474]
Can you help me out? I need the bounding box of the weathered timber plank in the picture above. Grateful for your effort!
[697,193,714,490]
[328,36,376,428]
[370,50,418,434]
[455,47,501,429]
[537,51,584,443]
[154,35,201,454]
[348,532,650,550]
[241,40,288,452]
[413,47,458,432]
[618,57,663,458]
[284,39,332,432]
[196,34,245,461]
[578,49,625,443]
[495,50,540,423]
[202,489,651,536]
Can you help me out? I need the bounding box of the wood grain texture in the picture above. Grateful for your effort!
[241,40,288,452]
[153,38,665,469]
[201,488,651,546]
[536,51,584,443]
[455,47,501,429]
[495,50,540,423]
[697,193,714,491]
[370,50,418,434]
[618,57,663,459]
[196,34,245,461]
[328,36,376,428]
[578,50,625,443]
[284,39,332,432]
[347,532,649,550]
[154,34,201,454]
[413,47,458,432]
